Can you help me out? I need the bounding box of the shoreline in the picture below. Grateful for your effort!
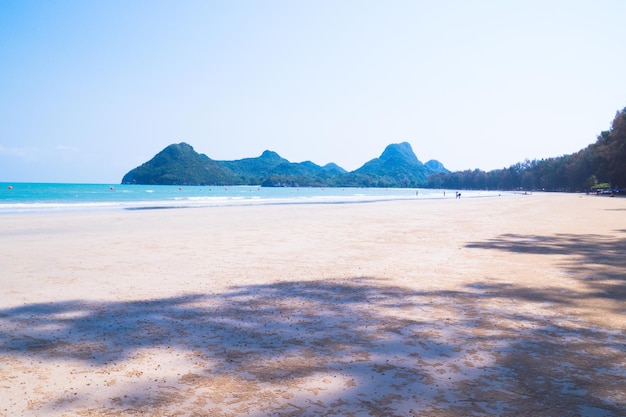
[0,183,508,215]
[0,186,500,215]
[1,193,625,416]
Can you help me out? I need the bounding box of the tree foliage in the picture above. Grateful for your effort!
[426,108,626,192]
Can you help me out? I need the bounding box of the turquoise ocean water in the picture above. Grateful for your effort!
[0,183,502,214]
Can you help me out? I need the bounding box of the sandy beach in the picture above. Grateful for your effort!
[1,192,625,416]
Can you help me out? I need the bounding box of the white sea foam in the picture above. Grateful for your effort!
[0,183,507,214]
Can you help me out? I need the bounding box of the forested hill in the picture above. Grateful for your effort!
[122,107,625,191]
[426,107,626,192]
[121,142,449,187]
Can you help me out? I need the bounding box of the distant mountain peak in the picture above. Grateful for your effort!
[121,142,233,185]
[380,142,421,165]
[260,150,283,160]
[165,142,194,152]
[322,162,347,174]
[425,159,449,173]
[121,141,448,187]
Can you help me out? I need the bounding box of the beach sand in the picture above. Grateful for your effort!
[1,193,625,416]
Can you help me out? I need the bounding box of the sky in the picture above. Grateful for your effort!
[1,0,626,183]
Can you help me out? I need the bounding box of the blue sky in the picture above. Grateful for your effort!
[1,0,625,183]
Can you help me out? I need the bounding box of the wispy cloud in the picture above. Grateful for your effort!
[55,145,79,152]
[0,145,40,159]
[0,145,80,160]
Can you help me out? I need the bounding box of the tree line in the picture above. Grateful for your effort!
[425,107,626,192]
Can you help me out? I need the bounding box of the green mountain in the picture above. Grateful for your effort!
[336,142,449,187]
[424,159,447,173]
[121,141,448,187]
[121,143,239,185]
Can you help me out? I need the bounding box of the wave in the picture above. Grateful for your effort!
[0,186,506,214]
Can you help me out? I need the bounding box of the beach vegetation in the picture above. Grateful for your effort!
[426,107,626,193]
[591,183,611,191]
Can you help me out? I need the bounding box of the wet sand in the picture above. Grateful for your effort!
[1,193,625,416]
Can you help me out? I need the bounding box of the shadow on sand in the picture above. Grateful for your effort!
[1,232,625,416]
[466,231,626,302]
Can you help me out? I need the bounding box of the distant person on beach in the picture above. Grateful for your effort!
[456,192,461,199]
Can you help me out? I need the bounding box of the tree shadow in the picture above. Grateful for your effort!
[1,276,625,416]
[466,232,626,302]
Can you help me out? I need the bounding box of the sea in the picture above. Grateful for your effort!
[0,183,504,214]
